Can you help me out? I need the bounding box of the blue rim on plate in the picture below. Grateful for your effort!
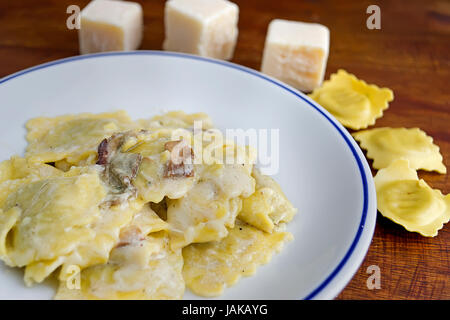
[0,51,369,300]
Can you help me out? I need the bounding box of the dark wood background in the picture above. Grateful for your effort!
[0,0,448,299]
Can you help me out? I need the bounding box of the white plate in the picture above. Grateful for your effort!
[0,51,376,300]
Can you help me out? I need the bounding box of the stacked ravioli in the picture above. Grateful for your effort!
[0,110,296,299]
[309,70,449,237]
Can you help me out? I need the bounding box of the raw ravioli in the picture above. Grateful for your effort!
[309,69,393,130]
[353,127,446,173]
[374,160,450,237]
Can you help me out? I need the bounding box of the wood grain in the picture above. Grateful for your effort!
[0,0,448,300]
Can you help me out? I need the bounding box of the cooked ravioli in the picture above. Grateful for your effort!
[354,127,446,174]
[167,155,255,249]
[0,156,61,182]
[128,130,197,203]
[182,220,292,297]
[117,204,168,245]
[374,160,450,237]
[25,111,134,165]
[0,110,296,299]
[239,168,297,233]
[0,156,62,207]
[167,181,243,249]
[58,205,173,299]
[55,233,184,300]
[309,69,394,130]
[116,131,257,250]
[57,199,143,284]
[0,167,106,283]
[138,111,213,131]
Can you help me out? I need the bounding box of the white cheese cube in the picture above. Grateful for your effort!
[261,19,330,92]
[163,0,239,60]
[79,0,143,54]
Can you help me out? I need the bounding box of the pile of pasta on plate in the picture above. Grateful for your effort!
[0,110,296,299]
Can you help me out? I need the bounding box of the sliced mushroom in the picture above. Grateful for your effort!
[96,132,143,206]
[116,226,145,248]
[164,140,194,178]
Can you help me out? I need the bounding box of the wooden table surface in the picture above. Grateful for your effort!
[0,0,449,300]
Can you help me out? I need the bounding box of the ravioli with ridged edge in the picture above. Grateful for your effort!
[309,69,393,130]
[56,198,144,285]
[25,111,134,165]
[126,129,197,203]
[353,127,446,174]
[0,110,297,299]
[0,156,62,207]
[166,152,255,249]
[182,220,292,297]
[374,159,450,237]
[26,203,138,286]
[239,168,297,233]
[0,161,146,286]
[0,166,106,284]
[120,204,169,237]
[138,111,213,131]
[55,232,184,300]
